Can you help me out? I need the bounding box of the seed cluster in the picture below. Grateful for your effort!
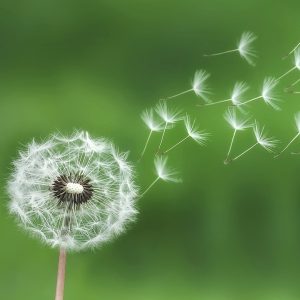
[52,173,93,208]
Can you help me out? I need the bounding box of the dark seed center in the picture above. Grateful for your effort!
[51,173,93,208]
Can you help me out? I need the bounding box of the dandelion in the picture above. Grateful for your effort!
[239,77,280,110]
[164,70,211,102]
[162,115,209,154]
[277,48,300,81]
[229,122,277,162]
[204,31,257,66]
[140,156,181,198]
[155,101,182,151]
[199,81,249,107]
[274,112,300,158]
[140,108,164,159]
[224,107,252,163]
[7,131,138,299]
[282,42,300,59]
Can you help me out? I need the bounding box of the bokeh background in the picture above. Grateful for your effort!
[0,0,300,299]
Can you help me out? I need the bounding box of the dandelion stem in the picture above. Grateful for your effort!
[198,98,232,107]
[274,133,300,158]
[239,96,261,106]
[203,49,238,57]
[166,89,193,100]
[163,135,190,154]
[140,177,160,198]
[277,67,297,81]
[140,131,153,159]
[55,248,67,300]
[158,123,168,151]
[226,130,237,159]
[232,143,258,161]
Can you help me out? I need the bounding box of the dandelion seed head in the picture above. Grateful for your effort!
[7,131,138,251]
[261,77,281,110]
[253,122,277,152]
[231,81,249,105]
[154,156,181,183]
[155,101,182,124]
[141,109,163,132]
[237,31,257,66]
[192,70,211,102]
[224,107,252,131]
[184,115,209,145]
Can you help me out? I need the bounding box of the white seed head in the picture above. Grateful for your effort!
[65,182,84,194]
[184,115,209,145]
[224,107,252,131]
[237,31,257,66]
[253,122,277,152]
[192,70,211,102]
[141,108,163,132]
[261,77,280,110]
[295,112,300,133]
[154,156,181,183]
[7,131,138,251]
[231,81,249,105]
[155,101,182,124]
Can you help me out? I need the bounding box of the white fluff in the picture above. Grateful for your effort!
[261,77,280,110]
[184,115,209,145]
[224,107,252,131]
[253,122,277,152]
[7,131,138,251]
[237,31,257,66]
[154,156,181,183]
[192,70,211,102]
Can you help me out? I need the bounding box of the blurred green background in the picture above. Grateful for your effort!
[0,0,300,299]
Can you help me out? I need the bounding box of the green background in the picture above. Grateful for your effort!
[0,0,300,299]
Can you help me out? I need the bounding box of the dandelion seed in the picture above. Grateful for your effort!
[225,107,252,131]
[277,48,300,81]
[224,108,252,163]
[140,156,181,198]
[253,122,277,152]
[140,108,164,159]
[282,42,300,59]
[229,122,277,162]
[204,31,257,66]
[164,70,211,102]
[155,101,182,151]
[7,131,139,251]
[155,156,181,182]
[163,115,209,154]
[274,112,300,158]
[199,81,249,107]
[239,77,280,110]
